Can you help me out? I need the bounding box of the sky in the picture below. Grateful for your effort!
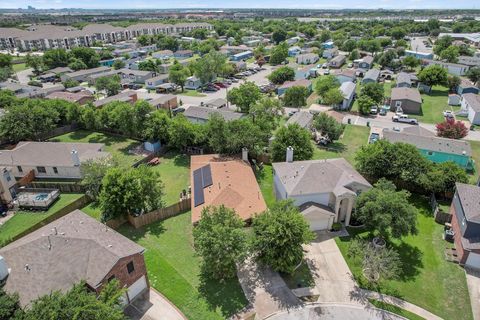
[0,0,478,10]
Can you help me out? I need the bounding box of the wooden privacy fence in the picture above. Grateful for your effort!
[27,181,85,193]
[127,198,191,229]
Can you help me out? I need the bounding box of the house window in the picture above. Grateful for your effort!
[127,261,135,274]
[36,166,46,174]
[53,167,58,174]
[17,166,23,173]
[427,151,433,156]
[3,171,11,182]
[395,101,402,108]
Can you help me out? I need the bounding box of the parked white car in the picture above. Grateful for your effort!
[392,114,418,125]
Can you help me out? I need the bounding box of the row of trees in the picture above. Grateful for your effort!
[193,201,315,280]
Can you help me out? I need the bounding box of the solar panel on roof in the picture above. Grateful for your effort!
[201,164,213,187]
[193,169,205,207]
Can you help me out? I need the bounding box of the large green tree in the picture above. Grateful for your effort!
[193,205,248,279]
[355,178,418,240]
[99,166,164,221]
[269,42,288,65]
[268,66,295,85]
[418,64,448,87]
[360,82,384,104]
[80,157,116,201]
[227,81,262,113]
[169,60,190,92]
[314,112,345,141]
[283,86,309,107]
[42,49,70,69]
[314,75,340,98]
[251,200,315,273]
[271,124,313,162]
[95,75,122,96]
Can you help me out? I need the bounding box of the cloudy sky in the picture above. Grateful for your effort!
[0,0,478,9]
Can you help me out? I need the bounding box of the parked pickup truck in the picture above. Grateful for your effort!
[392,114,418,125]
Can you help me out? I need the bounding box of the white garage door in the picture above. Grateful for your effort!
[127,275,148,302]
[466,253,480,271]
[307,215,332,231]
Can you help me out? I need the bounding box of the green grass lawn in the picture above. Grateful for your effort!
[281,261,315,290]
[410,85,450,124]
[176,89,207,98]
[335,196,473,320]
[256,164,275,208]
[312,125,370,164]
[49,130,144,167]
[150,152,190,206]
[118,211,248,320]
[0,193,84,244]
[368,299,425,320]
[12,63,27,72]
[469,141,480,183]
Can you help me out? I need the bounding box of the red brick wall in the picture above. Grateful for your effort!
[451,204,469,264]
[96,253,149,294]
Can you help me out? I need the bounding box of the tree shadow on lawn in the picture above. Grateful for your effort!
[162,152,190,168]
[197,272,249,318]
[118,219,166,242]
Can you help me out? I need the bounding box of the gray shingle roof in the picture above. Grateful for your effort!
[463,93,480,112]
[286,111,313,129]
[382,128,471,156]
[456,183,480,223]
[396,72,413,85]
[272,158,371,197]
[363,68,380,81]
[391,87,422,104]
[184,106,244,122]
[0,141,109,167]
[340,81,356,99]
[0,210,145,306]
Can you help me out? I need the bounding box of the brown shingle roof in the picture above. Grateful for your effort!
[391,87,422,104]
[190,155,267,223]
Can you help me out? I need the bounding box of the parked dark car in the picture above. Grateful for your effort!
[172,107,185,115]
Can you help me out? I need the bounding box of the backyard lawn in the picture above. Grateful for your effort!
[118,211,248,320]
[49,130,144,167]
[312,124,370,164]
[335,196,473,320]
[410,85,459,124]
[12,63,27,72]
[0,193,84,244]
[176,89,207,97]
[256,164,275,208]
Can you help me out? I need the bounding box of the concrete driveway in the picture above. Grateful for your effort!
[237,257,301,319]
[466,268,480,320]
[267,303,405,320]
[124,289,186,320]
[302,232,361,305]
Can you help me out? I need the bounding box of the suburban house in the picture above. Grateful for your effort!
[390,87,422,114]
[323,48,338,59]
[459,55,480,67]
[460,93,480,125]
[37,72,57,83]
[152,50,173,60]
[405,50,434,60]
[87,69,121,85]
[329,55,346,68]
[449,94,461,106]
[361,68,380,84]
[148,94,178,110]
[190,154,267,224]
[287,36,301,45]
[0,210,149,306]
[0,167,16,205]
[173,50,194,59]
[93,91,138,108]
[285,111,313,129]
[423,59,469,76]
[339,81,356,110]
[45,91,95,105]
[295,67,310,80]
[184,76,202,90]
[183,106,244,124]
[288,46,302,57]
[382,128,473,169]
[396,72,418,88]
[231,51,253,61]
[296,53,319,65]
[272,157,371,231]
[358,55,374,70]
[145,74,170,89]
[204,98,227,109]
[60,66,111,83]
[119,69,155,84]
[457,78,479,95]
[277,79,312,96]
[0,142,110,179]
[322,40,334,49]
[450,183,480,270]
[335,69,356,84]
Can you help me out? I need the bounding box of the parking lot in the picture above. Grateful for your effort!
[409,36,433,53]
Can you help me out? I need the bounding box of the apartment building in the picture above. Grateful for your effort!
[0,22,213,52]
